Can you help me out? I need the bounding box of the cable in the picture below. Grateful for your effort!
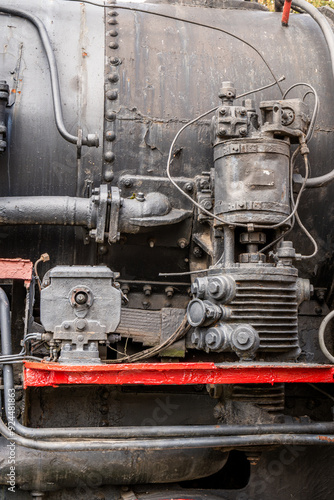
[308,383,334,402]
[34,253,50,292]
[107,314,190,363]
[159,268,217,277]
[290,153,318,259]
[256,223,294,256]
[283,82,319,143]
[63,0,284,96]
[319,309,334,364]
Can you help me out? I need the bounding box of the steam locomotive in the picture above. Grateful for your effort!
[0,0,334,498]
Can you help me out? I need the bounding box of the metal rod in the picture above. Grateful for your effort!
[223,226,235,266]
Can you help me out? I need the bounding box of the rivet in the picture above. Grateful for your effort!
[108,30,118,37]
[107,18,118,25]
[106,90,118,100]
[103,170,114,182]
[105,110,116,121]
[108,73,119,83]
[110,56,121,65]
[109,42,119,49]
[106,130,116,141]
[104,151,115,163]
[108,10,119,16]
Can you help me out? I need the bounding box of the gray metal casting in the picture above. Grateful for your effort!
[40,266,122,363]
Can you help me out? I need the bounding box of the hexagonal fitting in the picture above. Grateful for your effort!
[230,324,260,360]
[207,275,236,303]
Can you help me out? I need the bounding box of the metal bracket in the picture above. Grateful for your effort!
[95,184,109,243]
[108,186,121,244]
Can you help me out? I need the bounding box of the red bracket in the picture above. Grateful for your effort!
[23,361,334,388]
[0,258,33,287]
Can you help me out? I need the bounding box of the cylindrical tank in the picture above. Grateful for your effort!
[214,137,291,225]
[0,0,333,288]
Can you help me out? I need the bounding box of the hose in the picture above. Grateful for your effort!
[319,309,334,363]
[0,5,98,148]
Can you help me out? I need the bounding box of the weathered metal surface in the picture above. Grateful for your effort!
[0,437,229,491]
[0,1,333,286]
[0,257,32,285]
[23,361,334,388]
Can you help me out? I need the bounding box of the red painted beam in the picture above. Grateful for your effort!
[0,258,33,286]
[23,361,334,388]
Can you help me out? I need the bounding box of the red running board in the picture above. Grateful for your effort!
[23,361,334,388]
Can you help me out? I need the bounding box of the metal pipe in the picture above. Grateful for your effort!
[290,0,334,188]
[1,415,334,451]
[281,0,292,27]
[0,196,95,227]
[223,226,235,266]
[319,309,334,363]
[0,5,98,147]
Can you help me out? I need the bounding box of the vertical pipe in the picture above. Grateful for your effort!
[282,0,292,26]
[223,226,235,266]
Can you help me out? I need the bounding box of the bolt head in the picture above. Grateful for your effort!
[206,332,216,346]
[191,330,200,345]
[203,200,213,210]
[76,319,87,332]
[236,331,249,345]
[217,127,226,137]
[208,281,219,294]
[193,246,203,258]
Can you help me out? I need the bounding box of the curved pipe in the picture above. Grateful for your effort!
[290,0,334,188]
[0,5,98,147]
[319,309,334,363]
[1,288,334,447]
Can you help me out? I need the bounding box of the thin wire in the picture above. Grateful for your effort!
[159,268,215,277]
[283,83,319,143]
[257,222,294,256]
[63,0,284,95]
[106,315,190,363]
[308,383,334,402]
[290,153,318,259]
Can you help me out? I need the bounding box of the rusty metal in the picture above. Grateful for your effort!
[0,258,33,286]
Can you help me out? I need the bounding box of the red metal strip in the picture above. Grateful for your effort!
[23,362,334,388]
[282,0,292,27]
[0,258,33,286]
